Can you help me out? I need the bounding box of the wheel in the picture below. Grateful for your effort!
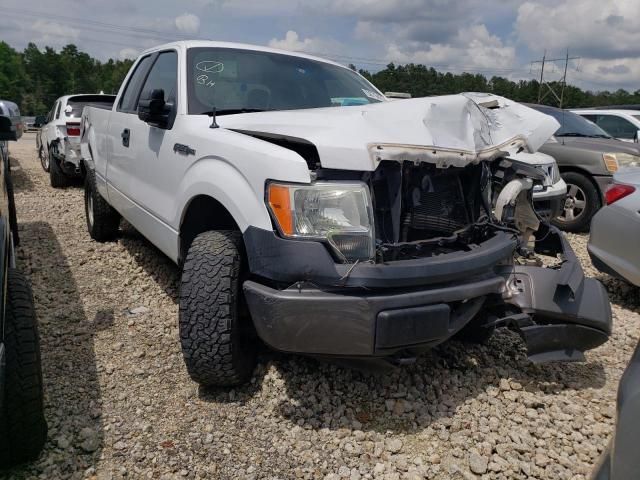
[48,145,69,188]
[179,230,257,387]
[39,145,49,172]
[552,172,601,232]
[84,169,120,241]
[0,270,47,468]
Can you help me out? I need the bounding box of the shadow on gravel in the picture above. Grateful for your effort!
[9,156,35,192]
[269,331,606,434]
[119,222,180,304]
[596,274,640,312]
[8,221,105,475]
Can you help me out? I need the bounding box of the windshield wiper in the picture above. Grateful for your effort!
[204,108,269,116]
[557,132,589,137]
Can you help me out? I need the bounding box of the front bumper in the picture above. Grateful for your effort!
[243,226,612,360]
[533,179,567,220]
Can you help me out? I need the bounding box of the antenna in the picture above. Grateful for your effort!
[209,106,219,129]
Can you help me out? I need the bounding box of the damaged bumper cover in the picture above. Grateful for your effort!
[243,226,611,360]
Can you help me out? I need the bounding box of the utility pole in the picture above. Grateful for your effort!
[531,49,580,108]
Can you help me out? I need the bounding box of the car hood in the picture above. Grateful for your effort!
[220,93,560,171]
[553,136,640,155]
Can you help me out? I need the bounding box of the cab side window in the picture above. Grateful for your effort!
[596,115,637,140]
[54,102,61,120]
[118,55,153,113]
[138,51,178,106]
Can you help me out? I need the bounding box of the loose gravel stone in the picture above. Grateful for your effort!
[5,134,640,479]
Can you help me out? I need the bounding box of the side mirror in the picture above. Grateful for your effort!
[138,89,170,128]
[0,115,20,141]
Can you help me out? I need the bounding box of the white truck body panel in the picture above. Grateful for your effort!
[81,40,559,264]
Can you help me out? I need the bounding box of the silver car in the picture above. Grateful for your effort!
[588,168,640,286]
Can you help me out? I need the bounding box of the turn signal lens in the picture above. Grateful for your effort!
[267,184,293,235]
[605,183,635,205]
[603,153,619,173]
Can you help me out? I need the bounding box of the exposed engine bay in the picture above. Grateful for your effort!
[317,156,546,263]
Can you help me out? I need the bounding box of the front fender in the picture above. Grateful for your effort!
[176,157,273,232]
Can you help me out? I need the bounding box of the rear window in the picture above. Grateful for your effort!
[66,95,116,118]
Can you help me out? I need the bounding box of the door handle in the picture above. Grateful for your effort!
[121,128,130,148]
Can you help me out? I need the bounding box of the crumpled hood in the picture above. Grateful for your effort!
[219,92,560,171]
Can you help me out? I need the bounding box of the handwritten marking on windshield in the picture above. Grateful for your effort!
[196,61,224,74]
[196,75,216,88]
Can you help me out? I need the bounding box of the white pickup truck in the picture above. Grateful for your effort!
[80,41,611,387]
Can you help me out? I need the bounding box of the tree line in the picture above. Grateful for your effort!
[1,41,639,116]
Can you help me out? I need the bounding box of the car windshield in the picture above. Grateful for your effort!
[533,106,611,138]
[187,47,385,115]
[66,95,116,118]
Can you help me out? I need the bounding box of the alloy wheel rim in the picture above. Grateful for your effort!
[558,183,587,222]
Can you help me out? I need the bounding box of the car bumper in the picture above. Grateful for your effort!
[593,175,613,203]
[243,226,612,359]
[533,179,566,220]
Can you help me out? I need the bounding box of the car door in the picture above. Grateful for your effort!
[127,50,180,258]
[106,54,154,213]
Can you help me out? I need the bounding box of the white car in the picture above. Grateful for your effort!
[39,94,115,187]
[80,40,612,387]
[572,109,640,143]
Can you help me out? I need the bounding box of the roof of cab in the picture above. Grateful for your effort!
[572,109,640,116]
[139,40,349,70]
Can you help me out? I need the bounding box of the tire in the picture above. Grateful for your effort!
[6,172,19,247]
[48,145,69,188]
[552,172,601,233]
[0,270,47,468]
[84,170,120,242]
[179,230,257,387]
[39,145,49,172]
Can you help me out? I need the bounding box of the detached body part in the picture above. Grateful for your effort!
[80,41,612,386]
[38,94,116,187]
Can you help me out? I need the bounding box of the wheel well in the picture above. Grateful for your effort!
[179,195,240,262]
[558,166,604,199]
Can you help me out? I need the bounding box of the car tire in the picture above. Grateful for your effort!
[0,270,47,468]
[48,146,68,189]
[39,145,49,172]
[179,230,257,387]
[84,170,120,241]
[552,172,601,233]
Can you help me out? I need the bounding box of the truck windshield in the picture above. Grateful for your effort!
[187,47,385,115]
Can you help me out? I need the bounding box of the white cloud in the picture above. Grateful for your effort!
[119,48,139,60]
[30,20,79,48]
[268,30,341,56]
[175,13,200,34]
[516,0,640,88]
[383,24,516,71]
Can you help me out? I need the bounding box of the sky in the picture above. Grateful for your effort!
[1,0,639,92]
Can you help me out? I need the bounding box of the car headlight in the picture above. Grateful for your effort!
[267,181,375,262]
[603,153,640,172]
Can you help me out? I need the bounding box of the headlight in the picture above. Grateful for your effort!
[603,153,640,173]
[267,181,375,262]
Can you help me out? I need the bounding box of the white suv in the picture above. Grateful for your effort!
[572,109,640,143]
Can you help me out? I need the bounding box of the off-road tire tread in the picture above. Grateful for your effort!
[179,230,256,387]
[85,169,120,242]
[0,270,47,468]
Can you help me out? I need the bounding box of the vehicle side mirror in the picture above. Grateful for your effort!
[138,89,171,128]
[0,115,19,141]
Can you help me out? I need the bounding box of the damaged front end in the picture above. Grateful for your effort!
[241,94,611,363]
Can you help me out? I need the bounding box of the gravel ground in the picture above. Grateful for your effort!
[4,133,639,480]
